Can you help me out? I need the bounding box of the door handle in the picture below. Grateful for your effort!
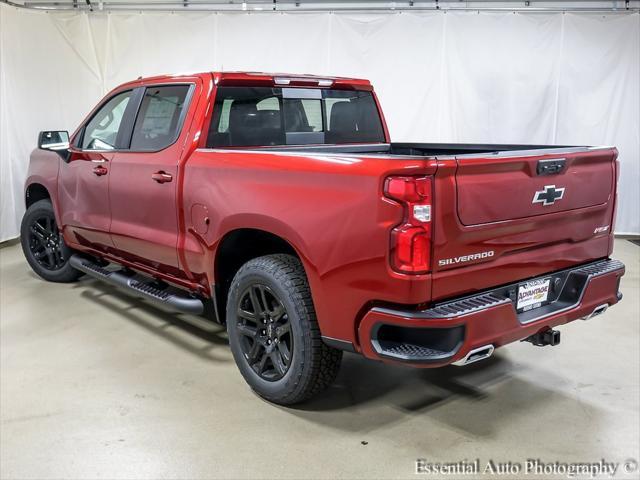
[93,165,108,176]
[152,171,173,184]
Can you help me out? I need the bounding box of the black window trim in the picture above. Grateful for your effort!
[74,82,195,154]
[117,87,145,149]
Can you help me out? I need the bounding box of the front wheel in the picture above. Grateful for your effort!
[20,199,81,283]
[226,254,342,405]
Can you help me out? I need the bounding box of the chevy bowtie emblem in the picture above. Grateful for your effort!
[533,185,565,206]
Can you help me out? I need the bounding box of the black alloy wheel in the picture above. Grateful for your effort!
[226,254,342,405]
[20,199,81,283]
[27,213,66,271]
[236,283,293,381]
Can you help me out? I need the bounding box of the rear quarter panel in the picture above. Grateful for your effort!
[181,149,436,346]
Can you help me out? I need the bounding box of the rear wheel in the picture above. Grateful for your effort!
[20,199,80,283]
[226,254,342,405]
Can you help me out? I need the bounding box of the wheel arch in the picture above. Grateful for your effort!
[213,228,304,324]
[25,183,51,209]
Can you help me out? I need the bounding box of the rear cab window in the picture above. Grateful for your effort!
[207,86,385,148]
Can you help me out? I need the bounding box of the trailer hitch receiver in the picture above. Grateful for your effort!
[524,328,561,347]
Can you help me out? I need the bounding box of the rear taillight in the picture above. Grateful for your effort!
[384,176,432,274]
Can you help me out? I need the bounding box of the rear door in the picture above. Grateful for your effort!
[108,81,197,274]
[431,147,617,301]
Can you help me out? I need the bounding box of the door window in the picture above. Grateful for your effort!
[130,85,191,151]
[82,91,131,150]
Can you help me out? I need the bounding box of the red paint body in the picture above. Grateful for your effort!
[25,72,625,366]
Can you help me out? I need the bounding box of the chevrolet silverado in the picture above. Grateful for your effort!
[22,72,625,404]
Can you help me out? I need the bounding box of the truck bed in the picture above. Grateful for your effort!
[246,142,602,158]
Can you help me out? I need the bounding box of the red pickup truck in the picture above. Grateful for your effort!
[22,71,625,404]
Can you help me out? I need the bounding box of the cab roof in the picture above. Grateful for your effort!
[119,71,373,91]
[215,71,372,89]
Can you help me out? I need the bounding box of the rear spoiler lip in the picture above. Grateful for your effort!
[216,77,373,91]
[439,145,616,160]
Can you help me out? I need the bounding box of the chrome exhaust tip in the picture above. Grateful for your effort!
[452,344,494,366]
[581,303,609,320]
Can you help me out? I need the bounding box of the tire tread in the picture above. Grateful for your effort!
[20,199,80,283]
[229,254,342,405]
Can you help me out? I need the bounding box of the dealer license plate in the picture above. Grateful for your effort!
[517,278,551,312]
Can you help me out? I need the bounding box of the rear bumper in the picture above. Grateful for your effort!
[357,259,625,367]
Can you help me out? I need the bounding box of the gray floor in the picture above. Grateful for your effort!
[1,240,638,480]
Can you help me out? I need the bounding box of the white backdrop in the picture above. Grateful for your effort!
[1,6,638,241]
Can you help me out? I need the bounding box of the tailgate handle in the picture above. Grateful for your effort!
[537,158,566,176]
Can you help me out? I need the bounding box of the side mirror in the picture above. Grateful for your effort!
[38,131,70,160]
[39,130,69,150]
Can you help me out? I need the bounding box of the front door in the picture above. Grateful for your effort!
[58,89,134,252]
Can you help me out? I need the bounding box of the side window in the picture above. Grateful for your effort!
[217,99,234,133]
[301,100,322,132]
[257,97,280,111]
[82,91,131,150]
[325,99,346,130]
[130,85,191,151]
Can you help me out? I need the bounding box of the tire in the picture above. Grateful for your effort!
[20,199,81,283]
[226,254,342,405]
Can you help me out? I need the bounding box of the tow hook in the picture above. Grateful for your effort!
[524,328,561,347]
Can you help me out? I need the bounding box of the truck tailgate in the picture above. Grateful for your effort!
[431,147,618,301]
[456,148,614,225]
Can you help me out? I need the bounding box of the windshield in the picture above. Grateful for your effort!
[207,86,385,147]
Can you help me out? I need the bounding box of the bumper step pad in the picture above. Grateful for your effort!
[425,293,509,318]
[381,343,451,360]
[366,258,624,364]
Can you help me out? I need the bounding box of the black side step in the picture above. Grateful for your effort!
[69,255,204,315]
